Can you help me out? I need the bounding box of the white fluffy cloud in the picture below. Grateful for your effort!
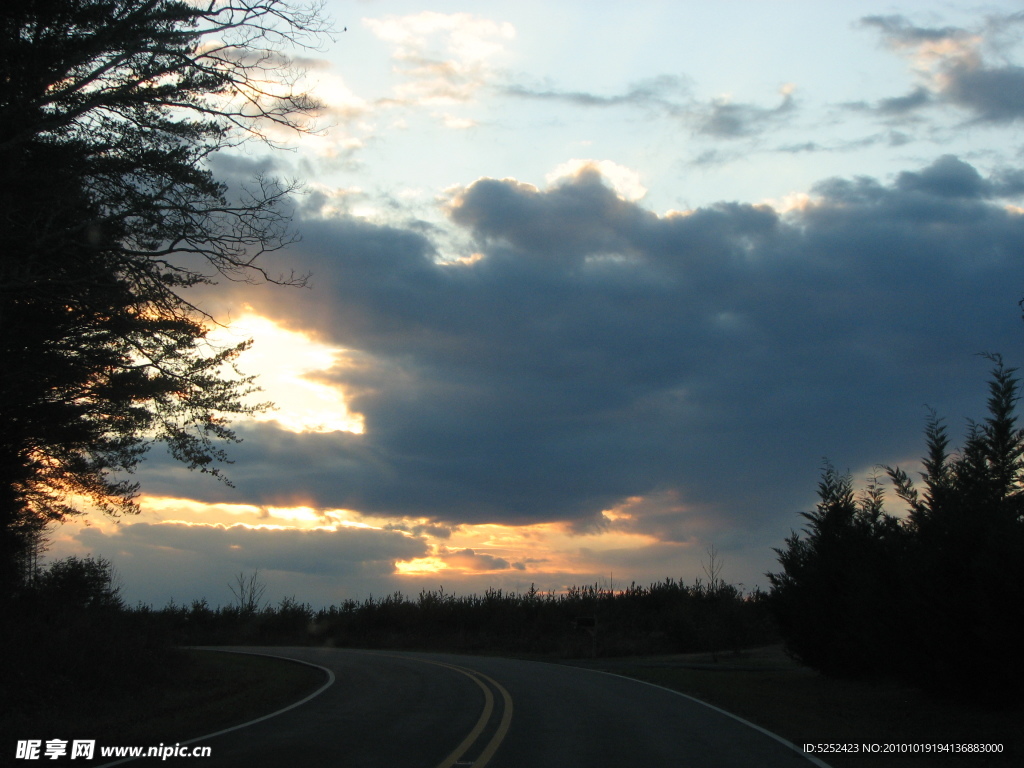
[364,11,515,106]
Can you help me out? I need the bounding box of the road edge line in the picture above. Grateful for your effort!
[94,648,335,767]
[574,666,833,768]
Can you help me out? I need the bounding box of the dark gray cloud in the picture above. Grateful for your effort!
[876,86,932,116]
[895,154,987,198]
[502,75,794,139]
[775,141,821,154]
[860,15,969,45]
[942,63,1024,123]
[149,155,1024,557]
[687,148,740,167]
[696,91,795,138]
[384,521,455,539]
[81,521,427,577]
[441,548,515,571]
[893,154,1024,200]
[860,14,1024,124]
[502,75,689,112]
[773,130,911,156]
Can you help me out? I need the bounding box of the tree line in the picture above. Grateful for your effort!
[1,555,181,741]
[768,355,1024,707]
[164,576,777,657]
[8,555,778,659]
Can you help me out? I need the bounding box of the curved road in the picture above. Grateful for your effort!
[124,647,829,767]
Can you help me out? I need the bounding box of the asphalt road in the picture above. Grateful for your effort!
[114,646,829,768]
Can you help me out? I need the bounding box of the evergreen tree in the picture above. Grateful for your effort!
[771,357,1024,703]
[768,463,904,677]
[886,355,1024,702]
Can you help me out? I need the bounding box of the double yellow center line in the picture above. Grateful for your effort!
[365,651,514,767]
[427,660,514,768]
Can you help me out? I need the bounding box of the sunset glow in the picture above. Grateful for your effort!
[208,312,366,435]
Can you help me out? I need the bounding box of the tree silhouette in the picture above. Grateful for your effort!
[229,569,268,616]
[769,356,1024,703]
[768,462,905,677]
[0,0,330,592]
[884,354,1024,701]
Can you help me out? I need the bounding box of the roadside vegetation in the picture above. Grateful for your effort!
[2,645,323,756]
[768,355,1024,709]
[0,556,326,750]
[158,575,777,658]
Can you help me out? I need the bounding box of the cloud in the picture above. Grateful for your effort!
[207,312,366,434]
[364,11,514,107]
[63,519,430,606]
[439,113,478,130]
[687,148,743,167]
[502,75,795,140]
[545,159,647,202]
[154,153,1024,580]
[861,15,976,49]
[875,86,932,116]
[861,14,1024,123]
[440,548,513,572]
[82,520,426,575]
[894,154,987,198]
[445,166,656,257]
[940,63,1024,123]
[591,491,712,545]
[885,154,1024,201]
[695,87,796,138]
[502,75,689,112]
[384,521,456,540]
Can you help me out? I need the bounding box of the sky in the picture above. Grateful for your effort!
[47,0,1024,609]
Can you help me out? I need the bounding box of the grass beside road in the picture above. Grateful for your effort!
[564,645,1020,768]
[118,649,327,745]
[8,649,325,752]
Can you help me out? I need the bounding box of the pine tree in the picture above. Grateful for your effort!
[768,462,904,676]
[771,357,1024,703]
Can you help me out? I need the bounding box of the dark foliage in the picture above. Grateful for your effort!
[769,356,1024,706]
[0,556,182,743]
[768,464,906,678]
[158,578,777,658]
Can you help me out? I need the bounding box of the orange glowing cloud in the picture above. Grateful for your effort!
[390,510,682,583]
[50,490,716,598]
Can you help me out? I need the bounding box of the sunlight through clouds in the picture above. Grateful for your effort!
[395,556,447,575]
[546,159,648,201]
[392,516,675,582]
[208,311,365,434]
